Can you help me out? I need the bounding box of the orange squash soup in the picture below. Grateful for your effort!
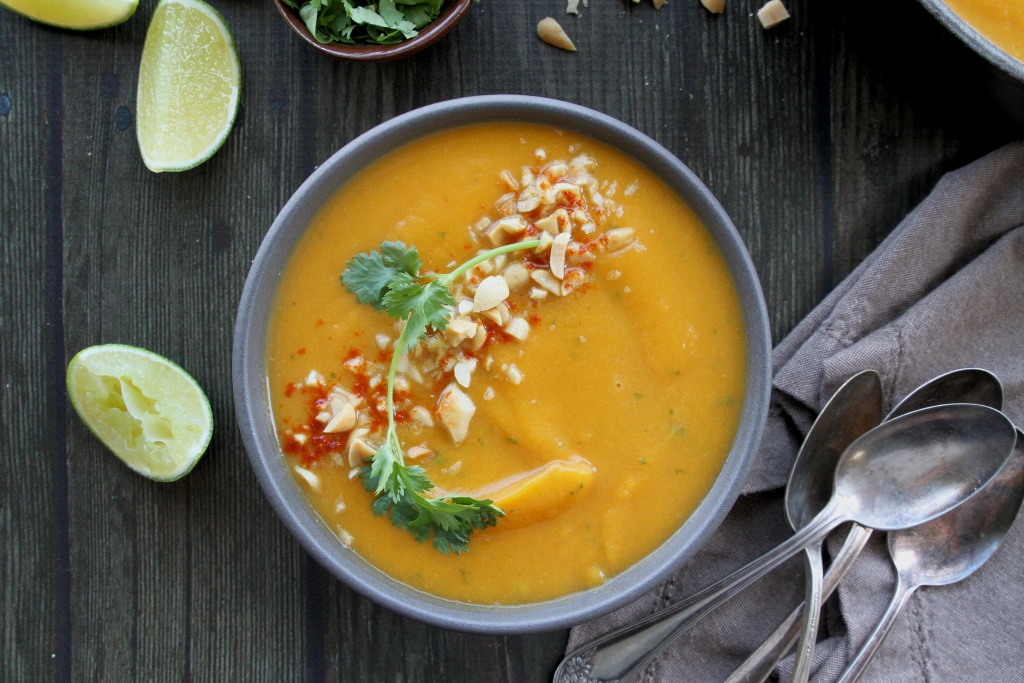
[944,0,1024,62]
[266,123,747,604]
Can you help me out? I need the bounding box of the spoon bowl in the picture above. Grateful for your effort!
[832,404,1015,530]
[887,368,1003,420]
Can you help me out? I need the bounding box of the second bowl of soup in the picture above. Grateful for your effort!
[234,96,771,632]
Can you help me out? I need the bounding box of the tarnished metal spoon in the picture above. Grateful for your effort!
[726,368,1004,683]
[553,403,1016,683]
[834,429,1024,683]
[785,371,885,683]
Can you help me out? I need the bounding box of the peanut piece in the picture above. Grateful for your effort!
[757,0,789,27]
[537,17,576,52]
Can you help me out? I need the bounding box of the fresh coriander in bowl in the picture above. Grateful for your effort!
[273,0,473,61]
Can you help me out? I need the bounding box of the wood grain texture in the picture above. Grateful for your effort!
[1,0,1020,680]
[0,14,65,683]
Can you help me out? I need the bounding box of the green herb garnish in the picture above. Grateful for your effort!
[341,238,540,553]
[281,0,447,46]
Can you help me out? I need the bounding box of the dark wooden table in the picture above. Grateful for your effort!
[3,0,1021,679]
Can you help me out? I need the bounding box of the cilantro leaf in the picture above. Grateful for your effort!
[341,244,414,310]
[382,279,454,339]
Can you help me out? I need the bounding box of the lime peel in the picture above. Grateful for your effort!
[67,344,213,481]
[136,0,241,172]
[0,0,138,30]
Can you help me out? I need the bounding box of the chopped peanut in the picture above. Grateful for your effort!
[516,185,542,213]
[294,466,320,491]
[604,227,636,252]
[469,323,488,350]
[323,402,357,433]
[504,317,530,341]
[503,262,530,289]
[347,428,375,467]
[454,358,478,388]
[486,217,527,246]
[562,268,587,295]
[499,169,519,191]
[473,275,510,312]
[444,317,478,346]
[535,231,555,254]
[550,232,571,279]
[437,384,476,445]
[529,287,549,301]
[405,444,433,460]
[535,208,569,235]
[410,406,435,427]
[531,269,563,295]
[757,0,789,27]
[457,298,475,316]
[504,364,524,385]
[537,17,576,52]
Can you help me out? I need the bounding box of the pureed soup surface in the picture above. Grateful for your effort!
[944,0,1024,62]
[267,122,747,604]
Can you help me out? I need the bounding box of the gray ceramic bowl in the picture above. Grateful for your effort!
[916,0,1024,84]
[915,0,1024,122]
[233,95,771,634]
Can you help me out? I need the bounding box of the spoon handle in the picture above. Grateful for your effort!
[724,523,873,683]
[834,575,917,683]
[788,542,824,683]
[553,506,845,683]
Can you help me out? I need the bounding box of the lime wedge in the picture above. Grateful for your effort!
[136,0,240,173]
[0,0,138,30]
[67,344,213,481]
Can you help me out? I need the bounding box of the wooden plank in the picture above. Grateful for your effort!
[0,12,65,680]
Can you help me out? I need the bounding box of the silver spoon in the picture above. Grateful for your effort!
[835,428,1024,683]
[553,403,1016,683]
[726,368,1004,683]
[785,371,885,683]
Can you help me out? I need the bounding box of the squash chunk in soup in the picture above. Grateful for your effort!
[267,123,748,604]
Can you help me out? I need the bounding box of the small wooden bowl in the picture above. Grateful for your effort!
[273,0,473,61]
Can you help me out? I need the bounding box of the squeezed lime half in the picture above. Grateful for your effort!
[136,0,240,172]
[67,344,213,481]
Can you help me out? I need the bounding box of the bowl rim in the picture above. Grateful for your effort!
[272,0,473,62]
[916,0,1024,84]
[233,95,772,634]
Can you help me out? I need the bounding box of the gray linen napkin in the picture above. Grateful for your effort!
[566,141,1024,683]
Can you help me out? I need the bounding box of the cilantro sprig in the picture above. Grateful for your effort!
[341,238,540,553]
[281,0,447,46]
